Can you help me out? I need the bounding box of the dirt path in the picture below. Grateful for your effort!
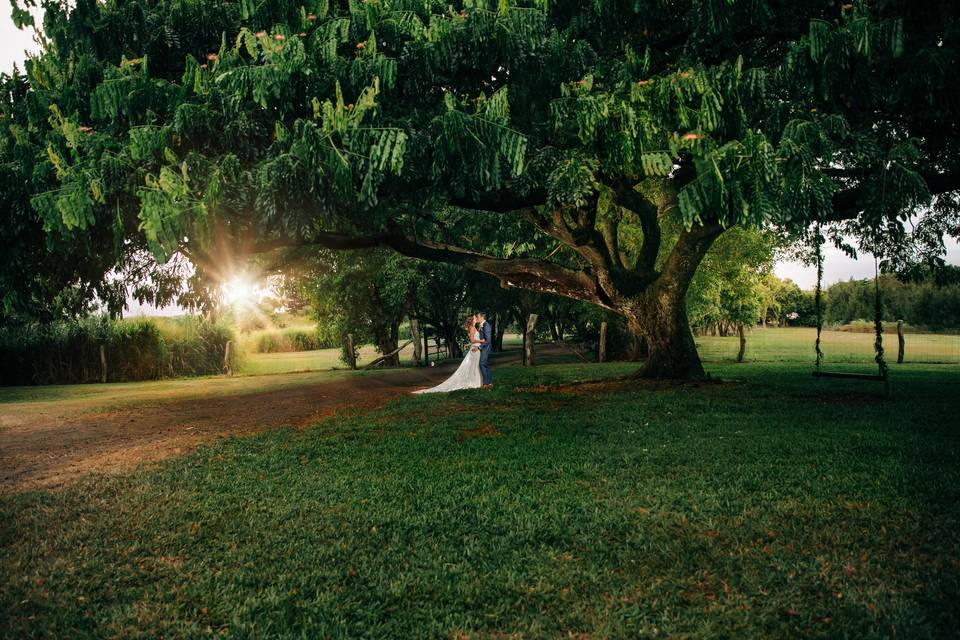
[0,351,524,493]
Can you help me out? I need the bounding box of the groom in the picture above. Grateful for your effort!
[477,311,493,388]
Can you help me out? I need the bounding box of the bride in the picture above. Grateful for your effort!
[414,313,484,394]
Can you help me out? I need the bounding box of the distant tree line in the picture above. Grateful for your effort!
[713,265,960,333]
[823,270,960,330]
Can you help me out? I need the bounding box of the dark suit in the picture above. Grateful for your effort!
[479,321,493,385]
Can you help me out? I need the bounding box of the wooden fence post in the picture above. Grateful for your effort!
[737,323,746,363]
[346,333,357,370]
[897,319,905,364]
[524,313,538,366]
[410,318,422,366]
[100,344,107,383]
[223,340,233,376]
[598,321,608,363]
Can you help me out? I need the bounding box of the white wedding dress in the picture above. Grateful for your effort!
[414,330,482,394]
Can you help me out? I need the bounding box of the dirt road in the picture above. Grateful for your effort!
[0,352,522,493]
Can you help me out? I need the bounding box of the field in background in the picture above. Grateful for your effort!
[241,326,960,377]
[239,344,419,375]
[697,326,960,365]
[238,332,524,375]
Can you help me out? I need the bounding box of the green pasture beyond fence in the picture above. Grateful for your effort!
[697,326,960,365]
[0,317,236,386]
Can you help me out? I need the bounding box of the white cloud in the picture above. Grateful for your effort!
[775,237,960,289]
[1,9,42,74]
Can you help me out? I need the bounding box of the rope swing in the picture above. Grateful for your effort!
[812,224,891,396]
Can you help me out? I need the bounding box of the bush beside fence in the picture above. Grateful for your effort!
[0,317,236,386]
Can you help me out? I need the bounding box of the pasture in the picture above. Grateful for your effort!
[2,330,959,638]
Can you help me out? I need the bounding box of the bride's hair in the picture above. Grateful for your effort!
[463,314,475,333]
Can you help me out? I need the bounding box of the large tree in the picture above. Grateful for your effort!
[5,0,960,378]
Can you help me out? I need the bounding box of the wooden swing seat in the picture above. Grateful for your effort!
[812,370,887,382]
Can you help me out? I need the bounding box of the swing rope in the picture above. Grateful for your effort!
[811,224,890,394]
[814,224,824,370]
[873,254,889,380]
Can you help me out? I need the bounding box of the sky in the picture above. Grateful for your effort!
[0,8,39,76]
[3,9,958,304]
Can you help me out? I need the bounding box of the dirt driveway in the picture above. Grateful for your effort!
[0,351,525,494]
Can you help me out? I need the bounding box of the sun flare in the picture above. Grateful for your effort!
[221,276,261,307]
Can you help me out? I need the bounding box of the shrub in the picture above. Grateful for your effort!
[0,316,236,386]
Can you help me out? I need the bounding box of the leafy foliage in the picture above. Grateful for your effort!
[305,250,415,365]
[825,274,960,330]
[3,0,959,376]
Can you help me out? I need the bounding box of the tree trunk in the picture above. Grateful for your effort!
[598,321,608,363]
[629,289,706,380]
[223,340,233,376]
[100,344,108,383]
[374,324,400,367]
[737,323,746,363]
[524,313,538,366]
[494,320,506,352]
[549,322,560,342]
[410,317,422,366]
[422,325,430,365]
[345,333,357,370]
[443,323,462,358]
[897,319,905,364]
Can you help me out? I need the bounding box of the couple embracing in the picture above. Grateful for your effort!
[415,312,492,394]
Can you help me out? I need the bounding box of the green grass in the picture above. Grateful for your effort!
[238,345,421,376]
[0,368,376,419]
[697,326,960,365]
[2,360,959,638]
[238,335,525,375]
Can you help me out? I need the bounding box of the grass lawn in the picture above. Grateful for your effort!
[696,326,960,365]
[238,335,526,376]
[238,344,419,376]
[2,359,959,638]
[239,327,960,377]
[0,367,371,413]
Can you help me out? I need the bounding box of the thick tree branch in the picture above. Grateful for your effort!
[614,186,662,270]
[521,206,626,302]
[828,170,960,222]
[658,221,725,300]
[387,235,618,309]
[448,188,547,213]
[600,215,625,270]
[255,228,618,310]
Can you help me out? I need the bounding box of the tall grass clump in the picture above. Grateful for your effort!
[0,316,236,386]
[252,327,333,353]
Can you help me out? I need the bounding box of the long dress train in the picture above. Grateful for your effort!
[414,330,482,393]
